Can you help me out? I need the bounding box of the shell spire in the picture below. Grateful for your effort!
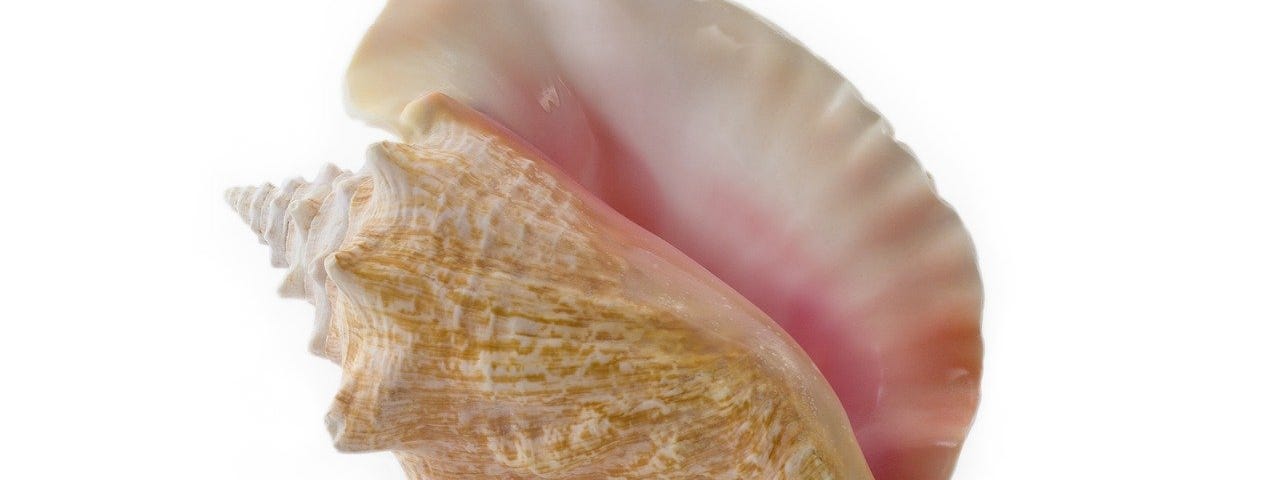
[226,164,350,270]
[227,164,354,359]
[224,182,274,243]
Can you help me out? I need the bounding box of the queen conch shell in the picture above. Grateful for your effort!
[228,0,982,479]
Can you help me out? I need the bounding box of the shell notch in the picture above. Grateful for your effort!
[228,93,874,479]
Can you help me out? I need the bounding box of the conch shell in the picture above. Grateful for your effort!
[229,94,873,478]
[229,0,982,478]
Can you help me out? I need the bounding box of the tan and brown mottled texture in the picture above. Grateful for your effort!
[227,93,873,479]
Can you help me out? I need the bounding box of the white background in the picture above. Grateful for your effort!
[1,1,1276,478]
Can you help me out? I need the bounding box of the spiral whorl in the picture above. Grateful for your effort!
[226,180,295,266]
[225,182,275,244]
[227,163,353,287]
[226,162,362,358]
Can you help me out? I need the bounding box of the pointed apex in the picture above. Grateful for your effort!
[225,186,253,223]
[226,180,305,268]
[225,183,275,229]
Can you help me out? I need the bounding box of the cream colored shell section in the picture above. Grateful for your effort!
[228,94,873,479]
